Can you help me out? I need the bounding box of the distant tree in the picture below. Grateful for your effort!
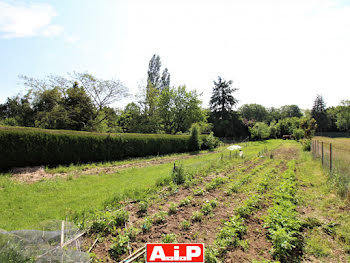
[335,100,350,131]
[300,118,317,139]
[210,76,238,118]
[239,104,268,122]
[249,122,270,140]
[267,107,281,122]
[280,105,302,119]
[209,76,242,138]
[147,54,170,90]
[311,95,328,132]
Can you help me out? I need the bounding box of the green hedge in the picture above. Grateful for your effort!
[0,126,208,170]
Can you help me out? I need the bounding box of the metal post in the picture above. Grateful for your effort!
[322,142,324,166]
[330,143,332,173]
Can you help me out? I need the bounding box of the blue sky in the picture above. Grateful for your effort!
[1,0,350,109]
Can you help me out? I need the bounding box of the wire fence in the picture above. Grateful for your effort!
[311,139,350,199]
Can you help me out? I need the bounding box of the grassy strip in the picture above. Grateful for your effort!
[264,161,302,262]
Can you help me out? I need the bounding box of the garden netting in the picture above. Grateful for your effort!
[0,220,90,262]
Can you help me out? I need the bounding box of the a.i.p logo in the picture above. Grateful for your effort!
[146,244,204,263]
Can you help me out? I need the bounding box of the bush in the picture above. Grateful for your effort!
[203,132,220,151]
[249,122,270,140]
[301,139,311,151]
[0,126,208,170]
[188,124,201,151]
[292,128,304,141]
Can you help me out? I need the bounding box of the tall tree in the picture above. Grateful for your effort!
[280,105,302,118]
[209,76,238,118]
[311,94,328,132]
[209,76,243,138]
[147,54,170,90]
[335,100,350,131]
[239,104,268,122]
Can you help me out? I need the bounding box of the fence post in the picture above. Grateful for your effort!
[322,142,324,166]
[330,143,332,173]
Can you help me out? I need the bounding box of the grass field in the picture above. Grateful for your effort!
[1,139,350,262]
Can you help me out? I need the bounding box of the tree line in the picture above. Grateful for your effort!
[1,54,349,139]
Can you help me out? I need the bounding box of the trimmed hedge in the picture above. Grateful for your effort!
[0,126,208,170]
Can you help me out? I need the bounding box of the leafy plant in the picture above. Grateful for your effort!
[193,188,204,196]
[89,209,129,235]
[137,201,148,215]
[179,220,191,230]
[109,232,130,260]
[201,203,214,215]
[168,202,178,215]
[162,233,177,243]
[141,217,152,233]
[179,196,193,207]
[152,211,167,224]
[191,211,203,222]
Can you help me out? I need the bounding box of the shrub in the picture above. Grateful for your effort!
[162,234,177,243]
[301,139,311,151]
[0,126,208,170]
[188,124,201,151]
[203,132,219,151]
[249,122,270,140]
[171,164,186,185]
[292,128,304,141]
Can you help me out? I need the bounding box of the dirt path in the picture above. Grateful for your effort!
[10,150,223,183]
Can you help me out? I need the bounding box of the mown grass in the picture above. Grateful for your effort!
[296,151,350,262]
[0,140,283,230]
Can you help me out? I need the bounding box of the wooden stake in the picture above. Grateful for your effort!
[60,221,64,248]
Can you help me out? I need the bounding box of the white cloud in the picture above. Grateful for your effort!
[0,1,63,38]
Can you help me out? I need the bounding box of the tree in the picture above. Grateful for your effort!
[147,54,170,91]
[335,100,350,131]
[280,105,302,119]
[239,104,268,122]
[210,76,238,118]
[73,72,128,110]
[209,76,243,138]
[311,94,328,132]
[249,122,270,140]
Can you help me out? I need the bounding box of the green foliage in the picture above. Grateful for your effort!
[191,211,204,222]
[179,220,191,230]
[179,196,193,207]
[250,122,270,140]
[189,124,201,151]
[235,194,261,218]
[0,127,201,170]
[152,211,167,224]
[200,203,212,216]
[204,246,220,263]
[110,232,130,260]
[89,209,129,235]
[171,164,186,185]
[205,177,227,191]
[137,201,148,215]
[193,188,204,196]
[162,234,177,243]
[292,128,304,141]
[124,227,141,241]
[301,139,311,151]
[203,132,220,151]
[168,202,178,215]
[141,217,152,233]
